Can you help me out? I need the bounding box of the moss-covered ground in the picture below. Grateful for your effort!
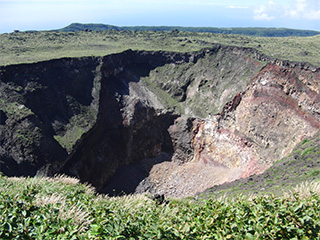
[0,30,319,66]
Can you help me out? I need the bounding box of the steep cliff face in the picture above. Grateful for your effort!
[0,49,203,183]
[0,57,101,176]
[140,45,265,117]
[137,63,320,197]
[0,46,319,197]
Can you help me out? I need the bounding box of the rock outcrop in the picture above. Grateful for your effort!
[136,63,320,197]
[0,57,101,176]
[0,46,319,197]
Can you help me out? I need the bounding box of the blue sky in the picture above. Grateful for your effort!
[0,0,319,33]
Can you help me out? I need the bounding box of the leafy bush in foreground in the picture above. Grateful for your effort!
[0,175,320,239]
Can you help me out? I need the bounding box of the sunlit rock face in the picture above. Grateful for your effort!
[136,63,320,197]
[0,46,319,197]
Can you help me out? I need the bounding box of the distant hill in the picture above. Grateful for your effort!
[57,23,320,37]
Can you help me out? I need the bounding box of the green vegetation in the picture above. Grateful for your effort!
[53,106,96,153]
[0,99,34,121]
[1,29,320,66]
[53,125,86,153]
[301,146,315,156]
[1,174,320,239]
[15,127,42,148]
[59,23,320,37]
[141,49,264,117]
[141,76,183,113]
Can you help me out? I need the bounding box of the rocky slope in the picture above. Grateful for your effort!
[199,129,320,199]
[0,46,319,197]
[139,63,320,197]
[0,58,101,176]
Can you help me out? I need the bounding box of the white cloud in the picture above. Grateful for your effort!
[286,0,320,20]
[254,0,320,21]
[253,5,275,20]
[0,0,319,32]
[229,5,249,9]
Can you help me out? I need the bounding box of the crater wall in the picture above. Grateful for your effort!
[0,47,319,197]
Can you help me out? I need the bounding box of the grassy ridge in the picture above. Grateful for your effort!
[1,30,320,66]
[1,174,320,239]
[59,23,320,37]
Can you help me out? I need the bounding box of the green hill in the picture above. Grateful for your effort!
[1,30,320,66]
[57,23,320,37]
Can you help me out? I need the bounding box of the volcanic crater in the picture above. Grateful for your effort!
[0,45,320,197]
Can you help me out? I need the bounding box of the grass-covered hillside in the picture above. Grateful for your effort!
[0,29,320,66]
[59,23,320,37]
[1,174,320,239]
